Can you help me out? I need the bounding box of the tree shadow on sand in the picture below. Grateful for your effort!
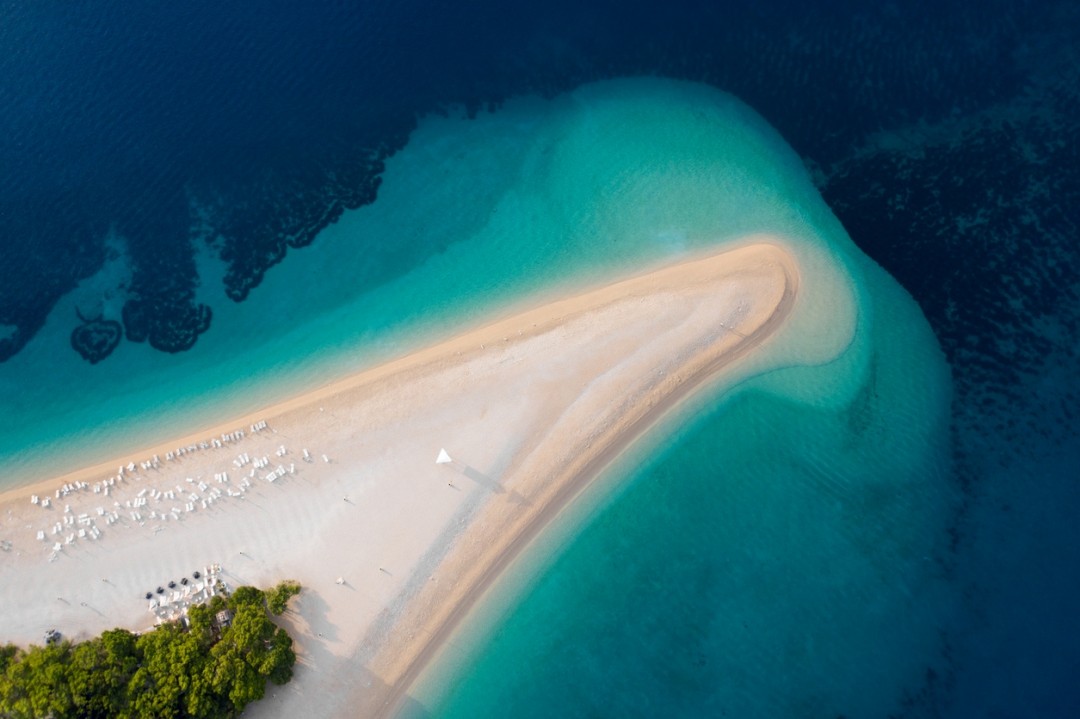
[460,465,530,507]
[243,586,431,718]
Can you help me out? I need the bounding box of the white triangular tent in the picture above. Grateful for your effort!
[435,448,453,465]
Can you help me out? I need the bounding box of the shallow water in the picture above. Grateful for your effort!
[2,3,1078,716]
[416,258,954,719]
[384,82,955,717]
[430,388,952,717]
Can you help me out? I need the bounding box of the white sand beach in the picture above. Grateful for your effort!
[0,239,798,717]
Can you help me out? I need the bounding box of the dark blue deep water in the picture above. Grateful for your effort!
[2,1,1077,716]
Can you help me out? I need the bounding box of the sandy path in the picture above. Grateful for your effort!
[0,239,797,718]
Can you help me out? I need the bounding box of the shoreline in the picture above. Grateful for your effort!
[0,239,798,718]
[371,244,799,717]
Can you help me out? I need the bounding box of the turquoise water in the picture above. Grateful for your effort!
[1,79,848,483]
[1,78,953,716]
[4,3,1075,712]
[419,256,954,718]
[395,82,954,716]
[0,80,811,484]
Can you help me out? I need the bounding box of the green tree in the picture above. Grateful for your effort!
[129,622,206,718]
[67,630,140,718]
[0,643,18,673]
[263,627,296,685]
[2,641,73,718]
[0,645,25,716]
[266,580,302,615]
[186,603,215,642]
[207,610,264,713]
[227,585,265,611]
[0,582,299,719]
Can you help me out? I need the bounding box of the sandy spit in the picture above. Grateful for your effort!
[0,239,797,718]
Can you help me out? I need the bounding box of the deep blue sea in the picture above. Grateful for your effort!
[1,1,1077,717]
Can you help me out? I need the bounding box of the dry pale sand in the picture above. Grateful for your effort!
[0,239,797,718]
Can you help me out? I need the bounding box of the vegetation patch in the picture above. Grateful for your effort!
[0,581,301,718]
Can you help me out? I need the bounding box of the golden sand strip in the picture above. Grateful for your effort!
[0,240,796,719]
[365,241,798,717]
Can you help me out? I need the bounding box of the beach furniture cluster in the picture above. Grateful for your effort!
[30,475,122,526]
[234,448,297,483]
[159,421,267,462]
[146,563,225,624]
[34,501,114,560]
[17,419,336,562]
[123,469,265,520]
[299,447,330,463]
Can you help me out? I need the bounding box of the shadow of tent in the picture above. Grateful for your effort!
[446,458,530,505]
[462,465,505,494]
[396,693,436,719]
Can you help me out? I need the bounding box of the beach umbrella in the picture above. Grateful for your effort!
[435,448,452,465]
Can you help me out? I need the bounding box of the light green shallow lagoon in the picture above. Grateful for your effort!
[0,78,954,717]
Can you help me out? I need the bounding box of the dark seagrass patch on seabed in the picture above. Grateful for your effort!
[0,0,1038,367]
[70,316,123,364]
